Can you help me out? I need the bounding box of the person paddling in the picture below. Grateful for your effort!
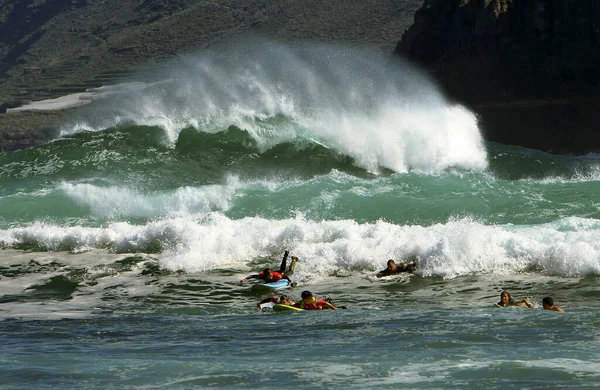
[376,257,417,278]
[495,290,534,308]
[293,290,338,310]
[542,296,564,312]
[240,250,298,284]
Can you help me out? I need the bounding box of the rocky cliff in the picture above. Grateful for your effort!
[395,0,600,154]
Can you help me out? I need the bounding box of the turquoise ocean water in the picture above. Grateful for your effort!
[2,40,600,388]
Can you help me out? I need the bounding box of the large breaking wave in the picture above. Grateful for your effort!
[63,38,488,174]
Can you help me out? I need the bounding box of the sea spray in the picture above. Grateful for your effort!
[63,38,488,174]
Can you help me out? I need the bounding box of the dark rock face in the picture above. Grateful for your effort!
[395,0,600,154]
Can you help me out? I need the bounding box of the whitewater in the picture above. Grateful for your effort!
[1,39,600,388]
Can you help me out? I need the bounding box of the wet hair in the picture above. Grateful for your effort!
[262,268,272,274]
[499,290,517,306]
[542,297,553,306]
[278,295,290,303]
[387,259,396,266]
[301,290,313,299]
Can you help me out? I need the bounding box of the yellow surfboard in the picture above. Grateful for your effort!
[273,304,304,312]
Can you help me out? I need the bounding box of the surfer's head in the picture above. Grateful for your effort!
[301,290,317,305]
[500,291,512,305]
[387,259,397,271]
[542,296,553,308]
[263,268,274,280]
[278,295,292,305]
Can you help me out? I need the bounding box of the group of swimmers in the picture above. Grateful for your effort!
[241,251,421,311]
[241,252,417,286]
[242,251,565,312]
[496,290,564,312]
[240,250,342,310]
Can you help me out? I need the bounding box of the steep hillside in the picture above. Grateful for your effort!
[0,0,423,150]
[0,0,422,108]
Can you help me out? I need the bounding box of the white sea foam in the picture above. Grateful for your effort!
[374,358,600,386]
[1,214,599,279]
[531,162,600,183]
[55,175,304,219]
[522,358,600,375]
[62,38,488,174]
[59,181,237,219]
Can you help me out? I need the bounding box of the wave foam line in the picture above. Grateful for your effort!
[1,215,599,279]
[60,181,237,219]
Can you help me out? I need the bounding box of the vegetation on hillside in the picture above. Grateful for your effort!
[0,0,423,151]
[0,0,423,107]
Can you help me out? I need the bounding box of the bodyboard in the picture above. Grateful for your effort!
[250,278,291,293]
[273,304,304,312]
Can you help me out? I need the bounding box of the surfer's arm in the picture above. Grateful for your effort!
[240,274,260,283]
[322,300,337,310]
[518,298,534,308]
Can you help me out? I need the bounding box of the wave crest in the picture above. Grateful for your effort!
[2,215,599,279]
[64,38,488,174]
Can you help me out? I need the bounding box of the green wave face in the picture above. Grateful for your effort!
[1,119,600,228]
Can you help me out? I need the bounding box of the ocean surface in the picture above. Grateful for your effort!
[2,39,600,388]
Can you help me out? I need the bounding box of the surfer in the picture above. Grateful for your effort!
[542,296,564,312]
[495,290,534,308]
[293,290,338,310]
[257,294,295,308]
[240,250,298,284]
[376,257,417,278]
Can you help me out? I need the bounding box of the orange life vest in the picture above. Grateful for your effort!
[298,297,326,310]
[258,271,284,282]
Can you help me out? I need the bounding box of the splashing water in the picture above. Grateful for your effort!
[64,38,488,174]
